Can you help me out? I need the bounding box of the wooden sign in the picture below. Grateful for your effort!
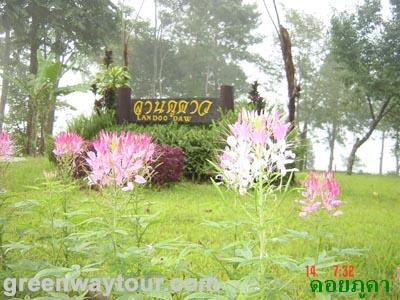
[117,86,234,124]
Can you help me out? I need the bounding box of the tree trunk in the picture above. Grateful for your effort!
[279,25,300,131]
[47,33,64,136]
[278,25,299,184]
[328,122,337,171]
[26,7,40,155]
[0,30,11,131]
[347,140,359,175]
[47,108,56,135]
[346,97,392,175]
[39,118,46,154]
[379,130,385,175]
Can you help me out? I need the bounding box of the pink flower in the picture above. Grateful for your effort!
[53,132,84,157]
[0,131,14,158]
[86,131,155,189]
[252,130,268,144]
[228,122,251,140]
[217,108,295,194]
[299,171,343,217]
[134,175,146,184]
[273,123,289,141]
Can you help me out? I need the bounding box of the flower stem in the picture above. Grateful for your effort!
[257,174,267,288]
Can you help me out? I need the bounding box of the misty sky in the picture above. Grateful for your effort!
[55,0,397,174]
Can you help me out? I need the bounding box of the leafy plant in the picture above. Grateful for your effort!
[9,51,88,155]
[93,66,130,113]
[67,110,116,140]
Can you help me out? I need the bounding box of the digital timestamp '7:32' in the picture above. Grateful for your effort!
[306,264,355,277]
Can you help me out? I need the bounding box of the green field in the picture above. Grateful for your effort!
[1,158,399,299]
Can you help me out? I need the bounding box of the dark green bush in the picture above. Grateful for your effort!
[67,110,116,140]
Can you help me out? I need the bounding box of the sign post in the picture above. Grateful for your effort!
[116,86,234,124]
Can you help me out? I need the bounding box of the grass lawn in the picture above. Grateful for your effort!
[1,158,400,299]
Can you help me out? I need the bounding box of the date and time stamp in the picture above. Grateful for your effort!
[305,265,400,297]
[306,264,358,278]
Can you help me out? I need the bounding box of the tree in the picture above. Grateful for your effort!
[0,0,120,154]
[0,0,26,131]
[310,55,352,171]
[331,0,400,174]
[152,0,263,97]
[383,105,400,175]
[0,30,11,131]
[10,52,86,154]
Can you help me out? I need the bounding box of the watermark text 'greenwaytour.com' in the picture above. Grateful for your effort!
[2,276,220,297]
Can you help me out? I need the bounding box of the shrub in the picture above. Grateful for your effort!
[151,144,184,186]
[67,110,116,140]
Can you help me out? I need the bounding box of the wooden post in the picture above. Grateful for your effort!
[220,85,234,111]
[117,87,132,124]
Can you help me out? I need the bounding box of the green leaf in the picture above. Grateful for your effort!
[10,199,39,209]
[3,242,33,254]
[34,267,73,279]
[331,247,366,257]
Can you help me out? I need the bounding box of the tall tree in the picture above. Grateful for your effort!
[310,55,351,171]
[0,0,119,154]
[0,30,11,131]
[331,0,400,174]
[0,0,26,131]
[152,0,263,97]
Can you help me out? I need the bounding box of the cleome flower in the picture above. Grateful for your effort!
[0,131,15,159]
[85,131,155,189]
[53,132,84,158]
[218,108,296,195]
[298,171,343,217]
